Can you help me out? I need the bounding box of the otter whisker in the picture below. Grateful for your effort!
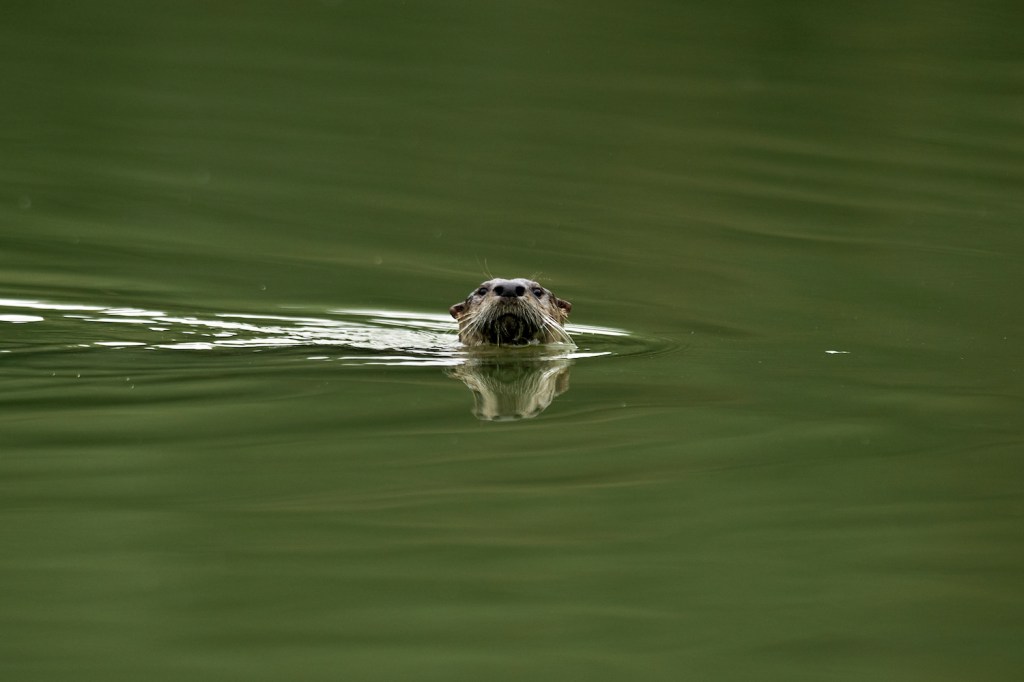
[462,312,486,340]
[538,308,573,343]
[540,313,574,345]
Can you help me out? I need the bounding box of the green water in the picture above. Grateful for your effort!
[2,2,1023,680]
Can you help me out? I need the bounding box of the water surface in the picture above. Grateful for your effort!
[2,2,1023,680]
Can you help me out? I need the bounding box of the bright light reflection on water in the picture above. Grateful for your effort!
[0,297,640,366]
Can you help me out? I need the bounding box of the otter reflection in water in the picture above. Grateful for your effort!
[448,278,574,420]
[447,354,572,421]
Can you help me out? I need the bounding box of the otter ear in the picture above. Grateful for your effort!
[450,302,466,319]
[556,298,572,315]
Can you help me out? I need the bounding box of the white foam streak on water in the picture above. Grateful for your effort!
[330,308,453,322]
[565,323,630,337]
[0,314,45,324]
[86,317,160,325]
[1,297,633,366]
[0,298,105,312]
[104,308,167,317]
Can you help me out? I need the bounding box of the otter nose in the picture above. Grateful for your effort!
[492,281,526,298]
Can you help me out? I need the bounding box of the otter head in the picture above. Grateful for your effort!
[449,278,573,346]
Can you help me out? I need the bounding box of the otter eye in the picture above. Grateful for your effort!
[532,288,544,297]
[476,287,488,296]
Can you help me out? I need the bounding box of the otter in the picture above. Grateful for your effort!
[449,278,573,346]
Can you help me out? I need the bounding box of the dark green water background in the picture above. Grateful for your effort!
[2,2,1023,680]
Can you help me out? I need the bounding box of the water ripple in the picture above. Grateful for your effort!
[0,297,662,367]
